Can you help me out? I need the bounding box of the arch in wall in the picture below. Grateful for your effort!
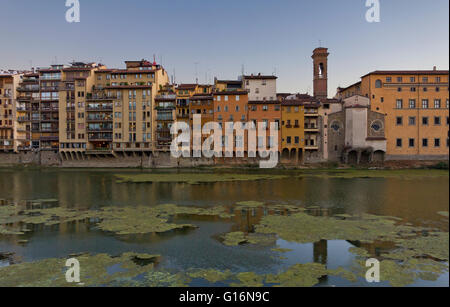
[348,150,358,165]
[360,151,371,164]
[281,148,290,161]
[290,149,297,160]
[373,150,385,162]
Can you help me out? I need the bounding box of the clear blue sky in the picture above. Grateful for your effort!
[1,0,448,96]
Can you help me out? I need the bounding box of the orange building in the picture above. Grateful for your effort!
[248,99,281,153]
[213,90,249,155]
[337,69,449,160]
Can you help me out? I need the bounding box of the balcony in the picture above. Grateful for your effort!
[40,86,60,91]
[17,117,30,122]
[304,110,319,117]
[87,104,113,111]
[88,133,113,141]
[86,94,118,101]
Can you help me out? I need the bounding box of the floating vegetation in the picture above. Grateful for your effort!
[221,231,276,246]
[230,272,264,287]
[187,269,234,284]
[253,212,419,244]
[95,207,198,235]
[296,169,449,179]
[115,173,287,185]
[0,252,161,287]
[0,203,237,237]
[394,232,449,261]
[265,263,328,287]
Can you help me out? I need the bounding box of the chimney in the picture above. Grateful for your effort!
[433,66,437,71]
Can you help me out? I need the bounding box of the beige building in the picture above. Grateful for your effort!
[0,71,23,152]
[337,69,449,160]
[59,59,169,156]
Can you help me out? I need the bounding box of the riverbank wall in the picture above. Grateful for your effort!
[0,151,448,169]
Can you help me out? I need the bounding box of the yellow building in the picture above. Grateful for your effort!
[0,72,23,152]
[281,97,305,163]
[337,70,449,160]
[59,59,169,156]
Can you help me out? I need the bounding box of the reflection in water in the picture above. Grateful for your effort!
[0,169,449,286]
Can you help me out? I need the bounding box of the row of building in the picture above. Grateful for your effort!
[0,48,448,164]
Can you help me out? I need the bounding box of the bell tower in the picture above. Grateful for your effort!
[312,47,329,99]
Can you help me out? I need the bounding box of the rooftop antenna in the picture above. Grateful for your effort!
[194,62,199,84]
[241,64,245,77]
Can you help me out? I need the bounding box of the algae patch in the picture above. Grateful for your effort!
[115,173,287,185]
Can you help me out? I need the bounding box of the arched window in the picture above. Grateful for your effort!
[375,79,382,88]
[371,120,383,132]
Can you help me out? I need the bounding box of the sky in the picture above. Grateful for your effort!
[0,0,448,96]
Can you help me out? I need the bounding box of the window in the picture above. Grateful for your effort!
[410,87,416,92]
[380,97,384,103]
[295,137,299,144]
[409,99,416,109]
[287,137,291,144]
[447,99,449,109]
[397,87,402,92]
[409,117,416,126]
[422,117,429,126]
[435,138,441,147]
[236,95,240,101]
[422,99,429,109]
[436,87,440,92]
[410,77,415,82]
[224,96,229,101]
[396,139,402,147]
[386,77,392,83]
[262,105,268,111]
[422,77,428,83]
[397,77,403,82]
[409,138,415,148]
[434,99,441,108]
[375,80,382,88]
[396,117,403,126]
[371,121,382,131]
[436,77,441,82]
[434,116,441,125]
[422,139,428,147]
[396,99,403,109]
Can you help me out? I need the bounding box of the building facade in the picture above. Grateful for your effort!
[337,70,449,160]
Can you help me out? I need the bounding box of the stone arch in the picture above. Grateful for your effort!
[348,150,358,165]
[373,150,385,162]
[290,148,297,160]
[281,148,290,161]
[360,151,371,164]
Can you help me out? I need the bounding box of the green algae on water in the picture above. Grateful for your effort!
[115,173,287,185]
[265,263,327,287]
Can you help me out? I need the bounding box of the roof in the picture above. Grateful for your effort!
[337,81,362,92]
[214,90,248,95]
[248,100,280,104]
[191,94,213,100]
[176,84,197,90]
[243,75,277,80]
[104,85,152,89]
[96,69,155,74]
[362,70,449,78]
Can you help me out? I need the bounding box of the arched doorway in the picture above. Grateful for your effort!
[373,150,385,162]
[348,151,358,165]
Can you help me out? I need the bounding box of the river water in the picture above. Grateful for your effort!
[0,168,448,287]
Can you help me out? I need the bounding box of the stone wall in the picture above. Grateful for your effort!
[327,111,346,162]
